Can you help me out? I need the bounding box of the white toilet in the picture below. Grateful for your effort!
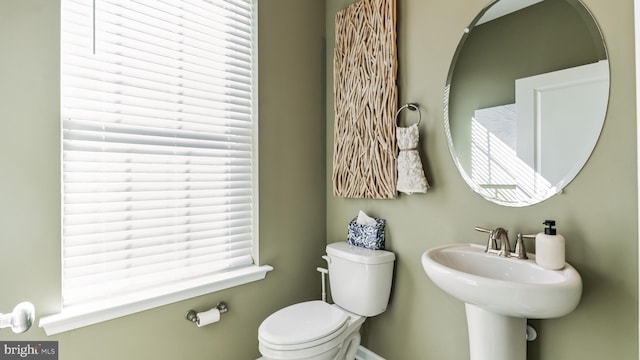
[258,242,395,360]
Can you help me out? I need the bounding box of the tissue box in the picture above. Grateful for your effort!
[347,217,386,250]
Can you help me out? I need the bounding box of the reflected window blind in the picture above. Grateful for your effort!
[61,0,256,307]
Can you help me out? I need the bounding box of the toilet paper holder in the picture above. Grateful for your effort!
[185,302,228,324]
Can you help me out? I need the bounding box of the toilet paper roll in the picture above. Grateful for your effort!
[196,308,221,327]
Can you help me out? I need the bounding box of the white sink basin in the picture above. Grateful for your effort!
[421,243,582,319]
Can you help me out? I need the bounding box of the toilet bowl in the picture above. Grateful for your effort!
[258,301,365,360]
[258,242,395,360]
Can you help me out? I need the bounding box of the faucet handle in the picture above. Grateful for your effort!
[475,226,497,252]
[474,226,492,233]
[515,233,536,260]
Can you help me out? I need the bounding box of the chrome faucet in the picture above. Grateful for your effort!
[475,226,532,260]
[492,227,511,257]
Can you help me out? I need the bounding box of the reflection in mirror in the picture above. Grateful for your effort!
[444,0,609,206]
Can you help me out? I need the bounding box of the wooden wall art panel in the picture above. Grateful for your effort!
[332,0,398,199]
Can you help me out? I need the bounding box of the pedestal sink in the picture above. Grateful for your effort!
[421,243,582,360]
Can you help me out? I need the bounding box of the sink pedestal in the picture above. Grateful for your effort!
[466,304,526,360]
[422,244,582,360]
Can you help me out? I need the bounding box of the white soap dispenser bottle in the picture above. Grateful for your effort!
[535,220,565,270]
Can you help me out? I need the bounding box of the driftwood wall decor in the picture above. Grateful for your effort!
[332,0,398,199]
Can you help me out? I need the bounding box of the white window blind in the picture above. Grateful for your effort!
[61,0,257,308]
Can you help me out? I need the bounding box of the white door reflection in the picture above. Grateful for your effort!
[469,60,608,204]
[471,105,554,204]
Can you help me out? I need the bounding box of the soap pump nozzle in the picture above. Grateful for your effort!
[543,220,557,235]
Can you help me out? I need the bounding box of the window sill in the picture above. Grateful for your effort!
[39,265,273,336]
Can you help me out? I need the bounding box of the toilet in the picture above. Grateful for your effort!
[258,242,395,360]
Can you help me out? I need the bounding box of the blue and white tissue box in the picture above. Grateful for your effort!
[347,217,386,250]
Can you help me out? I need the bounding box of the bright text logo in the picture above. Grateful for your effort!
[0,342,57,359]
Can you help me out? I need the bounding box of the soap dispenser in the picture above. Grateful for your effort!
[535,220,565,270]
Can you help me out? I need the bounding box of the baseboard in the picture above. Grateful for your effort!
[355,346,385,360]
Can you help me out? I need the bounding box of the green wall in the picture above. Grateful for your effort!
[0,1,326,359]
[325,0,638,359]
[1,0,637,359]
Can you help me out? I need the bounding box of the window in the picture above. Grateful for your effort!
[40,0,270,335]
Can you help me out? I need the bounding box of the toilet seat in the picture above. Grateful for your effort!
[258,301,349,351]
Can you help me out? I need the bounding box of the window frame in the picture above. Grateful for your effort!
[40,0,270,336]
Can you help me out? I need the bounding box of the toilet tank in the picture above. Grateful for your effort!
[325,242,395,317]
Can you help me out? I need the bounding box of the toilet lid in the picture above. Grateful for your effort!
[258,301,349,346]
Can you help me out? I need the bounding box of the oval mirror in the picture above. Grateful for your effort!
[444,0,609,206]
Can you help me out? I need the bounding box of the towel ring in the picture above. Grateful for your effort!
[395,103,421,127]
